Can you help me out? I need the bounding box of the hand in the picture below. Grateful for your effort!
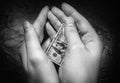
[20,6,59,83]
[47,3,103,83]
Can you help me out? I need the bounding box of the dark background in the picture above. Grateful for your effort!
[0,0,119,83]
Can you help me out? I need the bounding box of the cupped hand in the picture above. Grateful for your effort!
[46,3,103,83]
[20,6,59,83]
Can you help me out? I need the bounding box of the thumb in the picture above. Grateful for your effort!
[24,20,47,66]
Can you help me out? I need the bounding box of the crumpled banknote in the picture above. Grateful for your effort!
[46,24,67,66]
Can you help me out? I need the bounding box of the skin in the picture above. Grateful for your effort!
[20,6,59,83]
[47,3,103,83]
[20,3,103,83]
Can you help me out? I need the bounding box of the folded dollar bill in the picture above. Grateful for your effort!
[46,24,67,66]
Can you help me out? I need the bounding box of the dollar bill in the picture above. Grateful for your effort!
[46,24,67,66]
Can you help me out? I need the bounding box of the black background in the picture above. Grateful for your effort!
[0,0,119,83]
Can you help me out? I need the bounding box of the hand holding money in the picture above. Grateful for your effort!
[21,7,59,83]
[46,23,67,65]
[21,3,103,83]
[47,3,103,83]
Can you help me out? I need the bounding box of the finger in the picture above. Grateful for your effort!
[62,3,95,34]
[33,6,49,42]
[20,42,28,71]
[48,11,61,31]
[46,22,56,39]
[42,38,51,51]
[62,3,102,54]
[51,7,68,23]
[64,17,84,48]
[51,7,84,47]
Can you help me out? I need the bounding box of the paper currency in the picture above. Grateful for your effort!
[46,24,67,66]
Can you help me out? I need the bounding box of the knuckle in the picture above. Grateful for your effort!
[55,21,61,28]
[66,16,74,24]
[65,24,76,34]
[68,16,74,21]
[64,17,75,29]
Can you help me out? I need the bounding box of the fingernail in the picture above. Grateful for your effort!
[42,6,49,13]
[44,6,49,10]
[62,2,66,7]
[51,6,57,11]
[23,20,31,32]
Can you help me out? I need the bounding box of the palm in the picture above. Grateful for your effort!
[59,30,102,82]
